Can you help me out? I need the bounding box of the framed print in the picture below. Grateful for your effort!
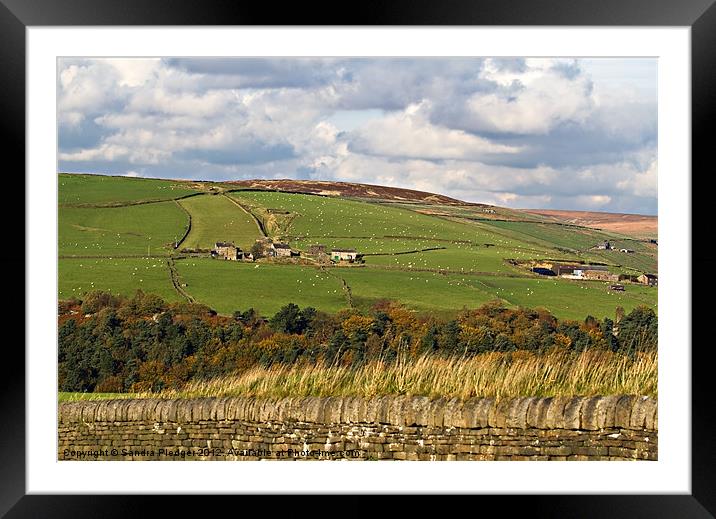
[4,0,714,515]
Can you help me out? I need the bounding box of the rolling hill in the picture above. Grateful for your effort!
[522,209,658,239]
[58,173,658,321]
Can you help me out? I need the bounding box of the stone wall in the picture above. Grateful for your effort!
[58,395,657,461]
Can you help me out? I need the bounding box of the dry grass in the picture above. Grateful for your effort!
[60,349,656,402]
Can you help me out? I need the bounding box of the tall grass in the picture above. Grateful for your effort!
[60,349,656,402]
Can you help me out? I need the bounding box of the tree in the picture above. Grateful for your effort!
[234,308,261,327]
[439,320,460,354]
[250,242,264,259]
[600,317,619,351]
[326,330,348,364]
[420,325,440,354]
[270,303,310,334]
[80,290,121,314]
[617,306,657,354]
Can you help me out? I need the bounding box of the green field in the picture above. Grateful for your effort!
[59,173,198,205]
[58,174,658,321]
[481,220,658,273]
[291,236,443,255]
[174,259,348,315]
[178,194,263,250]
[482,220,616,251]
[232,191,517,244]
[364,244,537,274]
[58,257,181,302]
[59,201,189,257]
[463,275,657,321]
[339,268,494,314]
[232,191,566,275]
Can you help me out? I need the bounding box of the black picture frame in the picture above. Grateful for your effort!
[3,0,712,515]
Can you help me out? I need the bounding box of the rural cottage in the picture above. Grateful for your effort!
[213,242,242,261]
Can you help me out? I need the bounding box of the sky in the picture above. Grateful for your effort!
[58,57,657,215]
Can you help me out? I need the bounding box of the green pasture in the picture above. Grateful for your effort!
[232,191,519,245]
[57,175,658,322]
[59,201,189,257]
[388,202,548,223]
[462,275,658,321]
[482,220,657,273]
[338,268,496,314]
[581,249,658,274]
[58,257,181,302]
[174,259,348,315]
[482,220,613,251]
[59,173,198,205]
[178,195,263,250]
[365,245,525,274]
[291,236,444,255]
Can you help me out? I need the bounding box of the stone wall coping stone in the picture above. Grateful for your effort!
[58,395,657,431]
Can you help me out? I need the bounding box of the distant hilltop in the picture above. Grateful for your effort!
[224,178,476,206]
[523,209,657,238]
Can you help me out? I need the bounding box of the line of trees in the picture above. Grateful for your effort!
[58,290,657,393]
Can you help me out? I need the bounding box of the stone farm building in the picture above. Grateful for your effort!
[331,248,360,262]
[581,268,620,282]
[270,242,294,258]
[551,263,580,276]
[213,242,242,261]
[637,273,658,286]
[550,263,619,282]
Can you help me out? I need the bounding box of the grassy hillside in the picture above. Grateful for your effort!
[231,191,507,243]
[462,275,657,319]
[178,194,263,250]
[58,174,658,321]
[59,173,198,205]
[59,257,182,302]
[174,259,347,315]
[482,220,657,273]
[59,201,189,257]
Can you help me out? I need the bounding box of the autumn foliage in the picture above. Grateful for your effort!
[58,290,657,394]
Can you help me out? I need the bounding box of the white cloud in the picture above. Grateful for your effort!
[105,58,161,87]
[464,60,594,135]
[57,57,658,214]
[349,101,523,160]
[617,158,658,198]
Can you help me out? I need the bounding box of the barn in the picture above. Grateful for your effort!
[213,242,242,261]
[270,242,294,257]
[637,273,658,286]
[331,248,360,262]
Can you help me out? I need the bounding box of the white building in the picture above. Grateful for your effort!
[331,248,359,262]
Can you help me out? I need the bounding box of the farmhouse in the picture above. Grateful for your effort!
[213,242,242,261]
[596,240,613,250]
[331,248,360,263]
[619,248,634,253]
[637,273,658,286]
[270,242,295,258]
